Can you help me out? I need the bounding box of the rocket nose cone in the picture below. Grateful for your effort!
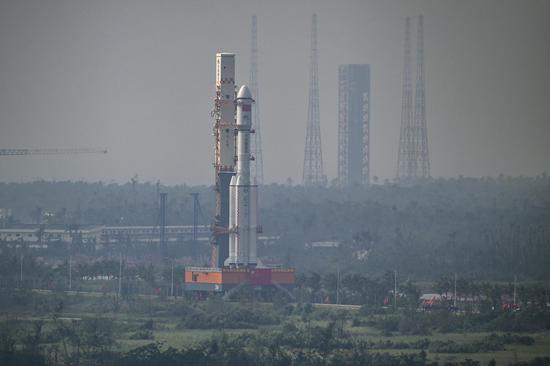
[237,85,252,100]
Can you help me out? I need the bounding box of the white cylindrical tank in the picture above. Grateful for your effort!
[236,182,248,265]
[248,184,258,265]
[225,176,238,266]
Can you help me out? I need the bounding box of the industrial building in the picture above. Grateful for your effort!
[184,53,294,294]
[338,64,371,187]
[0,224,103,246]
[0,224,280,248]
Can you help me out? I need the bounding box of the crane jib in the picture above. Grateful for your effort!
[0,148,107,156]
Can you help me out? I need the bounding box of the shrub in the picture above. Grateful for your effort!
[141,319,154,330]
[177,304,280,330]
[398,315,431,335]
[374,316,400,333]
[128,330,154,340]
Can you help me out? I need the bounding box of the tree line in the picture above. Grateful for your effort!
[0,175,549,280]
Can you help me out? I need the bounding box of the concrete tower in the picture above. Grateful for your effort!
[338,64,370,187]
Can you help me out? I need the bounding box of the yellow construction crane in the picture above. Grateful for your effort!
[0,148,107,156]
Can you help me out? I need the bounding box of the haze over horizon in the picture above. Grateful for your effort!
[0,0,549,185]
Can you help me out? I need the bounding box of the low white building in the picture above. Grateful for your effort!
[0,224,103,245]
[305,240,341,249]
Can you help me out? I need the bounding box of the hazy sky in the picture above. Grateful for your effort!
[0,0,548,185]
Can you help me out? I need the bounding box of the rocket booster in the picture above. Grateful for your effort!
[225,85,258,267]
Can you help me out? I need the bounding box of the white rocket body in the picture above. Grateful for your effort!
[225,85,258,267]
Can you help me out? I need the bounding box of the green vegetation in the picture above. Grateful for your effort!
[1,178,549,364]
[1,288,550,365]
[1,177,549,280]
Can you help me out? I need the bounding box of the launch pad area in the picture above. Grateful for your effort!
[184,266,295,292]
[184,53,294,295]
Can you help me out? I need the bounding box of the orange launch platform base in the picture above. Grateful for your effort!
[184,266,295,292]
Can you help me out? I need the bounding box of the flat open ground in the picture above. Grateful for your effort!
[4,296,549,366]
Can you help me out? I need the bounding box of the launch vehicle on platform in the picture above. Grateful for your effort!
[184,53,294,294]
[226,85,259,267]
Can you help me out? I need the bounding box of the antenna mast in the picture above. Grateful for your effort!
[302,14,326,186]
[249,15,264,185]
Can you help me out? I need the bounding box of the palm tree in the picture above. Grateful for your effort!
[435,276,451,299]
[35,225,45,246]
[30,207,43,224]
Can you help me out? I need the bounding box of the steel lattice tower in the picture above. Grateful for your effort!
[414,15,430,178]
[249,15,264,185]
[303,14,326,186]
[397,16,430,180]
[397,17,415,179]
[338,66,349,186]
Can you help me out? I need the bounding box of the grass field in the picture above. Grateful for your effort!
[109,313,550,364]
[3,295,550,365]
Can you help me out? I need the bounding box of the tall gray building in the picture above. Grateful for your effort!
[338,64,370,187]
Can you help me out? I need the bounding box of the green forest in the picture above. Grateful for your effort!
[1,175,549,280]
[1,177,550,365]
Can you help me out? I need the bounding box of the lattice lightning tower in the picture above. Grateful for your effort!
[396,17,415,179]
[303,14,326,186]
[249,15,264,185]
[397,16,430,181]
[414,15,430,178]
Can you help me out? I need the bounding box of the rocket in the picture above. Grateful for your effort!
[225,85,258,267]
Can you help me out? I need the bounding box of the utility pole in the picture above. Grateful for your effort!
[336,265,340,305]
[170,261,174,297]
[453,272,457,310]
[190,193,199,242]
[68,238,73,291]
[394,270,398,310]
[159,192,167,259]
[118,251,123,297]
[20,252,23,283]
[513,275,517,306]
[68,254,72,290]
